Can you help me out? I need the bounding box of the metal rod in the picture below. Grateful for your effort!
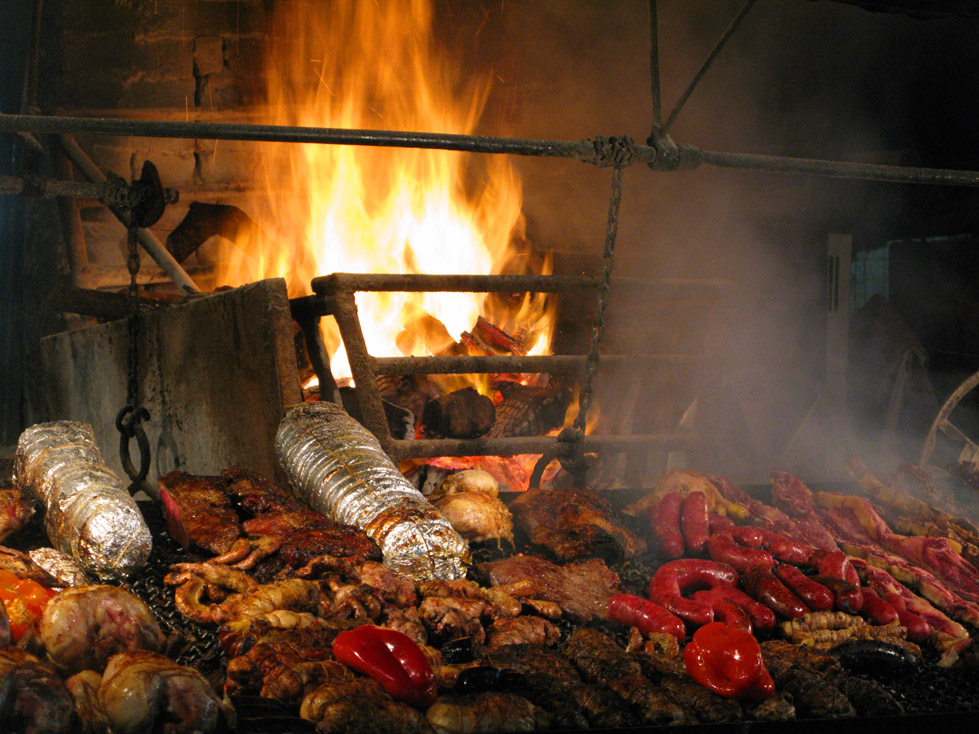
[57,134,202,293]
[330,290,394,449]
[372,353,699,376]
[0,172,115,200]
[684,145,979,186]
[387,433,694,463]
[4,111,979,188]
[0,112,639,164]
[661,0,759,135]
[649,0,663,127]
[314,272,599,294]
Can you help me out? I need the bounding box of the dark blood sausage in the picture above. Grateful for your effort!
[756,529,813,565]
[705,586,777,633]
[810,549,861,585]
[707,531,774,574]
[680,491,711,553]
[743,569,810,620]
[774,564,835,612]
[648,559,739,627]
[690,590,753,633]
[811,574,864,614]
[858,586,899,626]
[650,492,685,559]
[607,593,686,640]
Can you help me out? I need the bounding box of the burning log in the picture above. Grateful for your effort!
[421,387,496,439]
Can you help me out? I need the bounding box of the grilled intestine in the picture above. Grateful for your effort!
[275,401,470,581]
[38,585,166,675]
[11,421,152,580]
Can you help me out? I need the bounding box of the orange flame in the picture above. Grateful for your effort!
[214,0,555,381]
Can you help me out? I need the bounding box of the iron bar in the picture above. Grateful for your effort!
[661,0,759,135]
[371,353,698,377]
[386,433,694,463]
[4,112,979,187]
[0,112,638,164]
[649,0,663,127]
[683,145,979,186]
[1,172,120,200]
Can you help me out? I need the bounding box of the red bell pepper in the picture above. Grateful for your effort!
[332,625,438,708]
[683,621,775,701]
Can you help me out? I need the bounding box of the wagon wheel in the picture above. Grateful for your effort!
[920,369,979,466]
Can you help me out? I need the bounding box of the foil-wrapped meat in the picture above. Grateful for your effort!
[12,421,152,580]
[275,401,470,581]
[39,585,166,675]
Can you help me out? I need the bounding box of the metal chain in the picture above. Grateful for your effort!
[115,221,152,493]
[529,164,624,488]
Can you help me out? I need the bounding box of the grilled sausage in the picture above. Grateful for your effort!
[810,550,860,585]
[743,570,809,620]
[707,531,774,574]
[648,559,739,627]
[650,492,685,559]
[774,564,835,612]
[756,529,812,565]
[608,593,686,640]
[680,492,710,553]
[689,590,753,633]
[811,574,863,614]
[857,587,899,626]
[703,585,777,633]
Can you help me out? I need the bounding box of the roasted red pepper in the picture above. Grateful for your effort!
[332,624,438,708]
[684,621,775,701]
[0,570,56,642]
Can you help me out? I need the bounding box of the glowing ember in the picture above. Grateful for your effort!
[214,0,556,382]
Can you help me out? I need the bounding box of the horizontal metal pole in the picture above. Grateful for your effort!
[0,172,104,199]
[372,353,699,376]
[684,145,979,187]
[3,112,979,186]
[386,432,694,462]
[0,112,639,163]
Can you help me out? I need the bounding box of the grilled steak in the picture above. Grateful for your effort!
[158,471,242,555]
[477,555,620,622]
[508,487,646,563]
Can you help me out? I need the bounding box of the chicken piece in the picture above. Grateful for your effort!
[301,674,434,734]
[485,615,560,649]
[433,491,514,545]
[99,651,233,734]
[0,486,33,543]
[426,692,550,734]
[509,487,646,563]
[65,670,108,734]
[0,648,75,734]
[39,585,165,675]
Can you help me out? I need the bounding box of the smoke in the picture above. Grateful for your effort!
[450,0,976,484]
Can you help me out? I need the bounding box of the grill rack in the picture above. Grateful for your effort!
[290,271,728,466]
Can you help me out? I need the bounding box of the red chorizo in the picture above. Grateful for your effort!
[811,574,864,614]
[709,513,735,533]
[648,559,739,627]
[743,569,809,620]
[680,491,710,553]
[706,586,777,633]
[756,529,813,565]
[858,587,899,626]
[774,564,834,612]
[690,590,753,633]
[811,549,860,585]
[607,593,686,640]
[649,492,685,559]
[707,531,774,574]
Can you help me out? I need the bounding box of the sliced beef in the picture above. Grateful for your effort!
[477,555,620,622]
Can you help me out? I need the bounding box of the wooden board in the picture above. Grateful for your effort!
[37,278,302,492]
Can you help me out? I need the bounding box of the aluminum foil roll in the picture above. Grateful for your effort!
[275,401,470,581]
[12,421,152,580]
